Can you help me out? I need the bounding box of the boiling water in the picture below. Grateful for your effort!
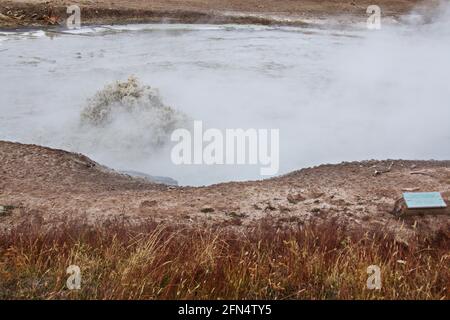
[1,18,449,185]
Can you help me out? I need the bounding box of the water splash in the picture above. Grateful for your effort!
[80,76,189,148]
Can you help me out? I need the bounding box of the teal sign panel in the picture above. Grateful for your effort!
[403,192,447,209]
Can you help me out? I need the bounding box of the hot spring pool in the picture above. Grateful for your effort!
[1,22,449,185]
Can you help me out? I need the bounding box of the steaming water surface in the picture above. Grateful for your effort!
[0,22,449,185]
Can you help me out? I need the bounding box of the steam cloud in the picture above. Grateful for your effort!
[80,76,188,148]
[0,2,449,185]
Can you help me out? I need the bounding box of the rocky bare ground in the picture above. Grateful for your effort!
[0,0,440,29]
[0,140,449,244]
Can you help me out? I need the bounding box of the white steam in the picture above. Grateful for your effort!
[80,76,188,149]
[0,3,449,185]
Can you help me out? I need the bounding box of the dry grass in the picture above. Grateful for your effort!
[0,218,448,300]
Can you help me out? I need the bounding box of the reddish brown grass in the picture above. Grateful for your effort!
[0,218,448,300]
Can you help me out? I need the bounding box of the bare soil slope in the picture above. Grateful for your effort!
[0,0,438,28]
[1,141,449,243]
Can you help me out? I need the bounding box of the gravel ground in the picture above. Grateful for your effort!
[1,141,449,244]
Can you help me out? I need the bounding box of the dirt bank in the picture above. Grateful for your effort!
[0,0,439,29]
[1,141,449,244]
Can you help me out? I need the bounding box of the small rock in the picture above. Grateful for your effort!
[309,191,325,199]
[200,206,214,213]
[226,211,247,218]
[0,205,15,216]
[279,205,291,213]
[287,193,306,204]
[310,207,321,214]
[253,204,262,210]
[140,200,157,208]
[265,202,276,211]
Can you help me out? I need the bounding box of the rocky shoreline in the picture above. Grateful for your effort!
[0,0,436,29]
[1,140,449,244]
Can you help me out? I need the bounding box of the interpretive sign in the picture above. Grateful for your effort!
[403,192,447,209]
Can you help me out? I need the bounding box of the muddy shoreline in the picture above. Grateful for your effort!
[1,140,449,243]
[0,0,436,29]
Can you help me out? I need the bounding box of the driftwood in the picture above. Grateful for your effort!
[410,171,435,178]
[401,187,420,192]
[373,161,394,176]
